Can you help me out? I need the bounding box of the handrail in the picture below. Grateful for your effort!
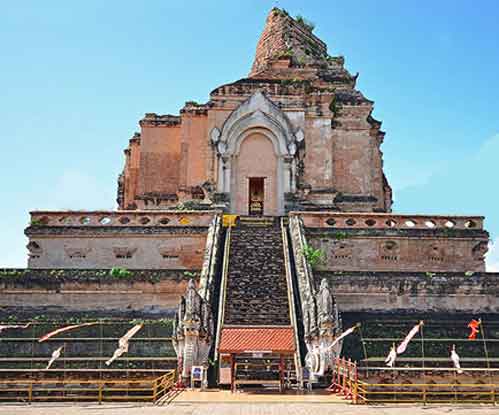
[214,226,232,357]
[330,357,499,405]
[199,213,223,301]
[0,369,176,404]
[0,357,177,361]
[280,217,303,387]
[0,337,173,341]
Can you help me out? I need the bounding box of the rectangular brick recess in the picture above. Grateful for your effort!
[219,327,295,353]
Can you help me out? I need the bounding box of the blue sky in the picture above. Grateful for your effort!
[1,1,498,269]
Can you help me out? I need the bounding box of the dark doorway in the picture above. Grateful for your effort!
[248,177,264,216]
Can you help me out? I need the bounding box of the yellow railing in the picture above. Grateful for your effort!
[329,357,359,403]
[357,381,498,404]
[330,358,499,405]
[152,370,177,403]
[0,370,176,404]
[223,214,238,227]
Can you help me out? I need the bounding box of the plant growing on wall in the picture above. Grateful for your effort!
[109,267,132,278]
[183,271,198,279]
[295,15,315,32]
[303,244,325,268]
[175,200,198,211]
[333,231,348,240]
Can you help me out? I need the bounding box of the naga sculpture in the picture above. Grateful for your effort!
[172,279,214,388]
[303,278,342,382]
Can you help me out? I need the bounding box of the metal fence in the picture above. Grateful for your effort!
[330,357,499,405]
[0,369,176,403]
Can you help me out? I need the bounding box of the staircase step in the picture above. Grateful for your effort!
[224,222,290,326]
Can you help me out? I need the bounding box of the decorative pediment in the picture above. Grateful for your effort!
[217,91,300,157]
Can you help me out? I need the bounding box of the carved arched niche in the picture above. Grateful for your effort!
[210,91,303,215]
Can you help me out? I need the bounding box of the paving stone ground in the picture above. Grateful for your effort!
[1,388,497,415]
[1,402,498,415]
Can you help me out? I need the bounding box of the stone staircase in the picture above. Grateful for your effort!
[223,217,291,326]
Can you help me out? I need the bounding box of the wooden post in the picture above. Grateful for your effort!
[152,378,158,403]
[28,383,32,404]
[353,362,358,404]
[230,354,235,393]
[342,359,347,394]
[348,357,353,395]
[98,383,103,405]
[331,357,337,391]
[279,354,284,393]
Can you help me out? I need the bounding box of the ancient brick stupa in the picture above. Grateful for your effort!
[20,8,494,390]
[117,8,391,215]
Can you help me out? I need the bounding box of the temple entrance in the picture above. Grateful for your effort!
[248,177,264,216]
[233,133,279,216]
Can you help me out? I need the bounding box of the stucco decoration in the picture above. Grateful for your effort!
[288,215,342,384]
[210,127,221,145]
[215,91,300,214]
[303,278,342,382]
[172,279,214,388]
[217,90,298,157]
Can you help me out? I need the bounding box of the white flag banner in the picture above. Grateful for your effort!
[46,346,63,370]
[0,323,30,334]
[396,321,423,355]
[450,345,463,374]
[105,324,143,366]
[385,345,397,367]
[328,325,358,351]
[39,322,98,342]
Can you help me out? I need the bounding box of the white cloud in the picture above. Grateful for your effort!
[487,239,499,272]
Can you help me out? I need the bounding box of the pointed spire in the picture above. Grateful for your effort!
[250,8,328,77]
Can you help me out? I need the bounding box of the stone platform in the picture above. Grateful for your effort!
[169,388,345,403]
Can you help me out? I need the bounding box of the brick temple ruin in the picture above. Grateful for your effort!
[1,8,497,396]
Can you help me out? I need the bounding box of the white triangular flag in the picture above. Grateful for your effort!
[0,323,30,334]
[46,346,63,369]
[450,344,463,374]
[396,321,423,354]
[385,345,397,367]
[39,322,98,342]
[328,325,358,351]
[105,324,143,366]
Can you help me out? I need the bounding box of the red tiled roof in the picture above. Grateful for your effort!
[219,327,295,353]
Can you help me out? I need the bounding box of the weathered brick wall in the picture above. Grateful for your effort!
[296,212,489,272]
[331,106,380,198]
[181,111,211,188]
[26,211,217,269]
[250,8,327,76]
[136,114,182,203]
[116,8,393,213]
[122,133,141,209]
[316,271,499,314]
[0,269,198,315]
